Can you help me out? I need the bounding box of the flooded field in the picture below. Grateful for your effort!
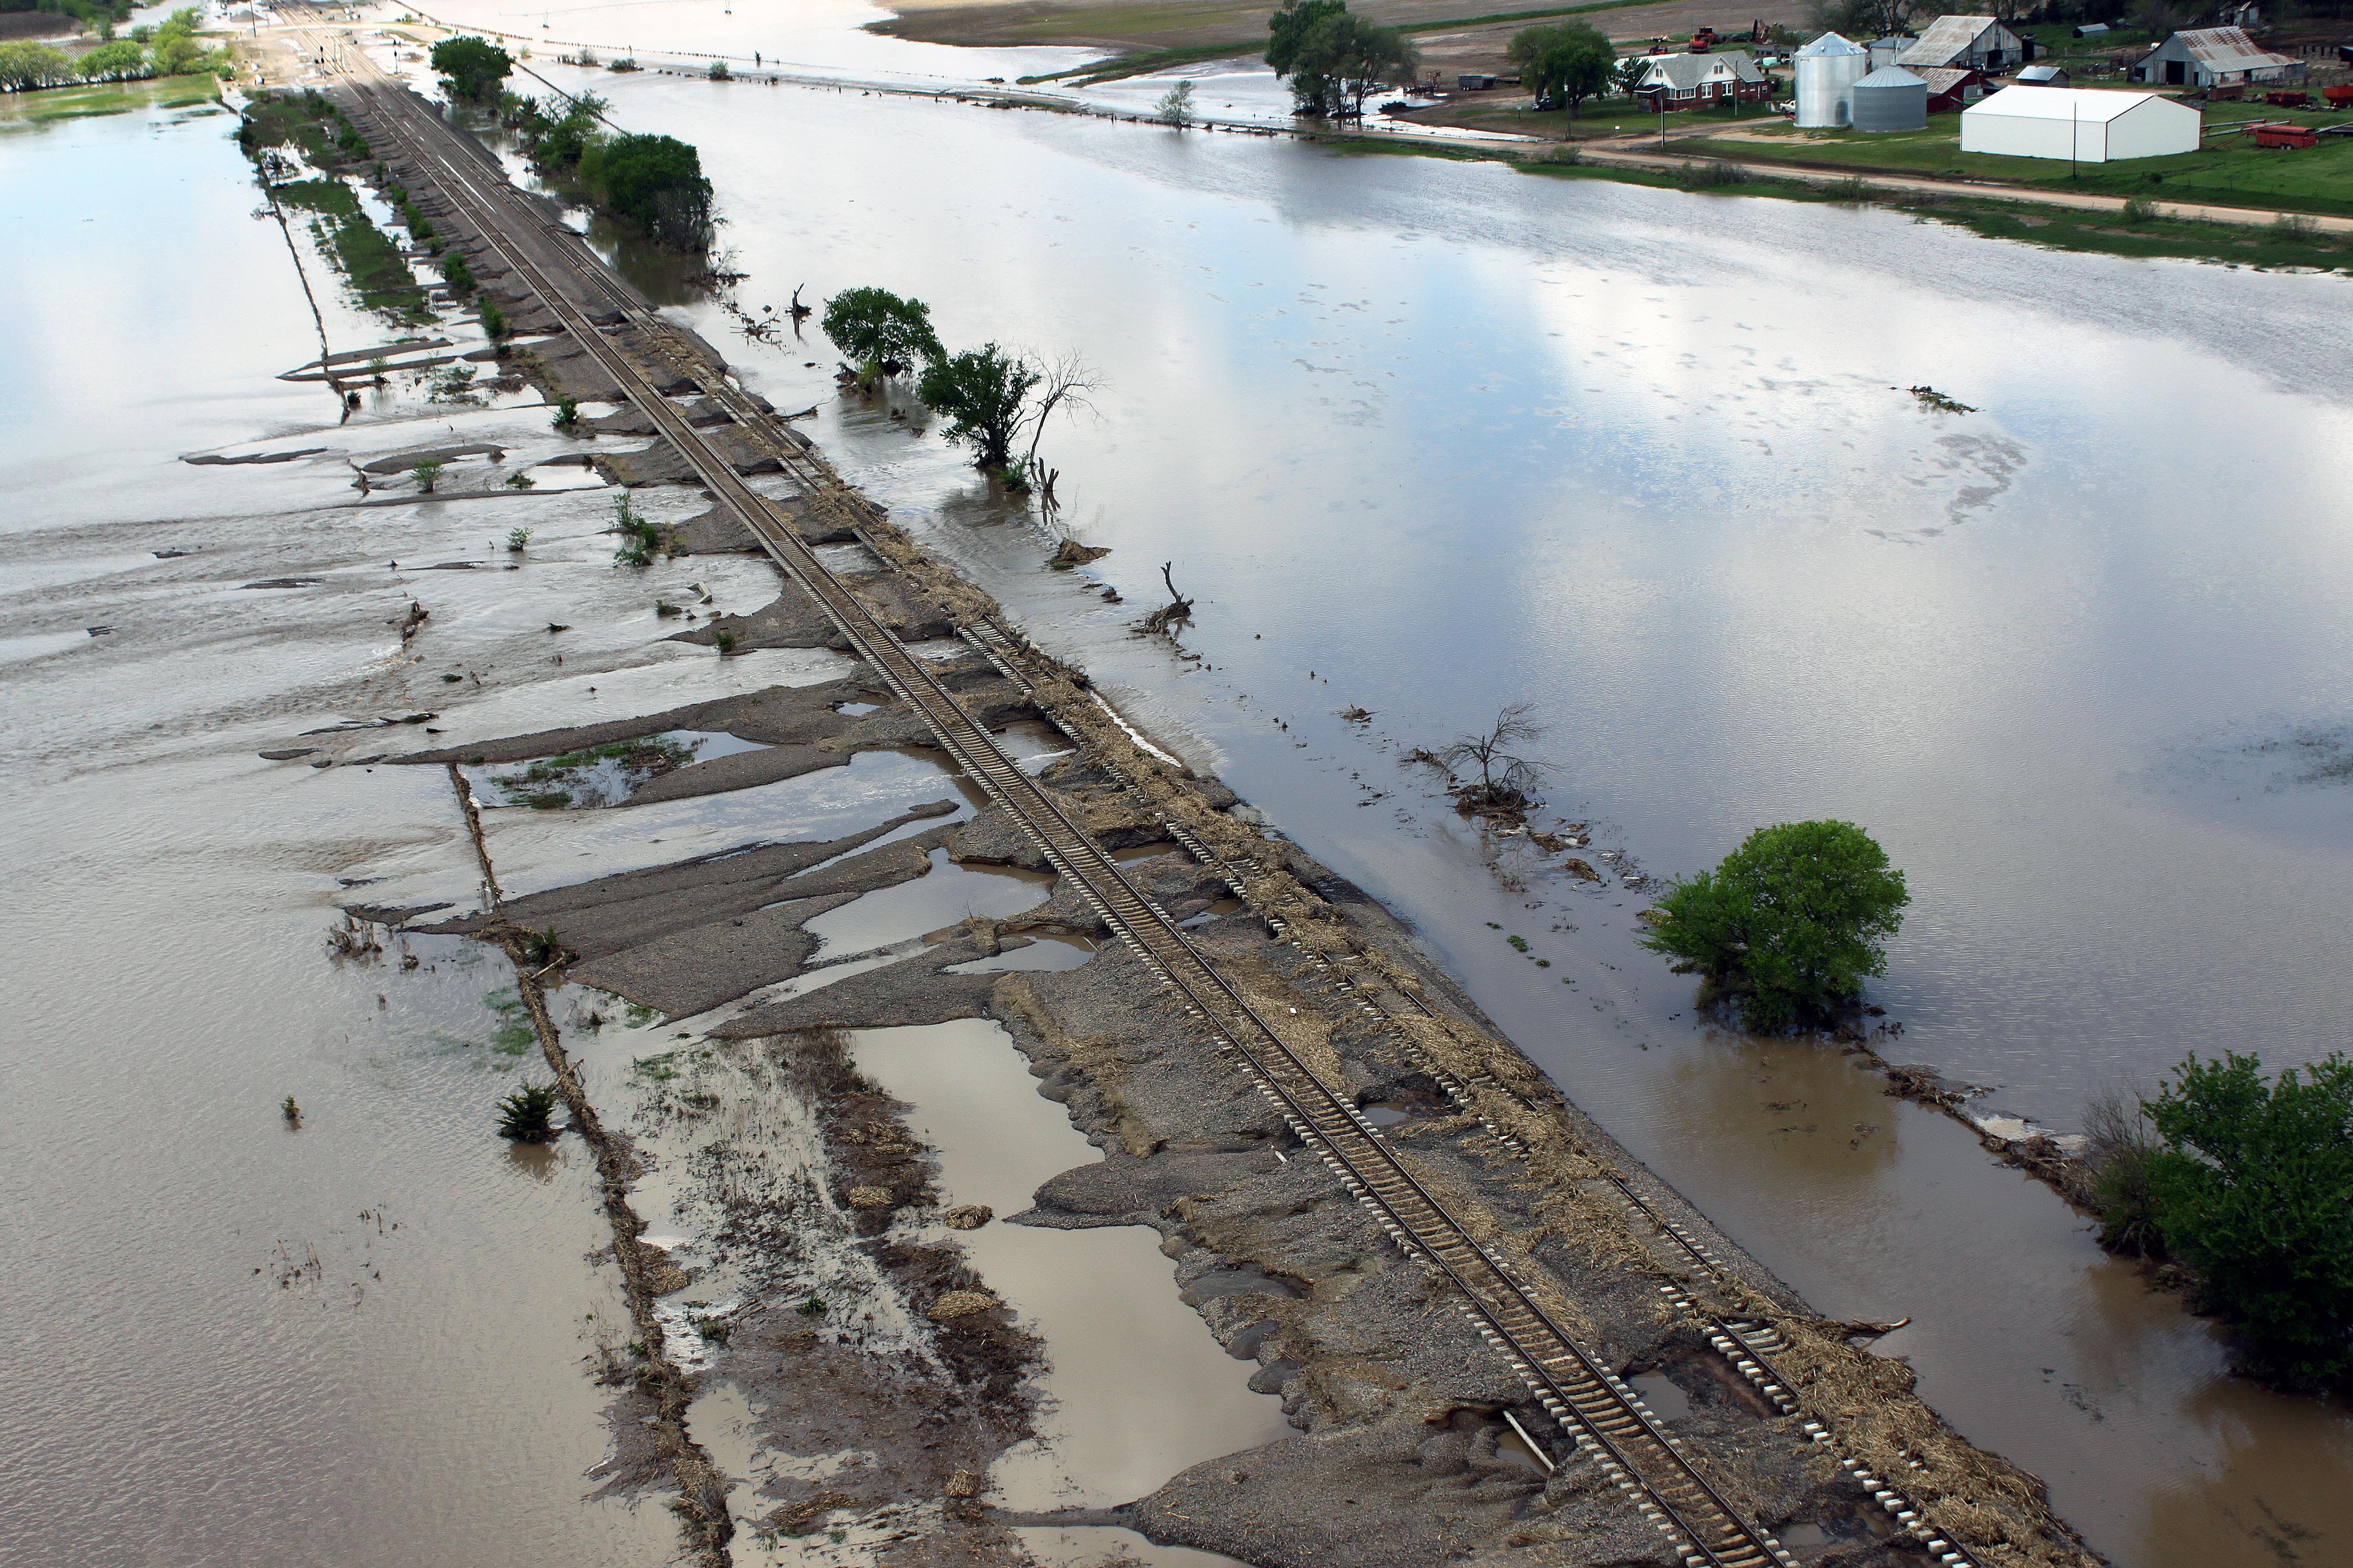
[7,10,2351,1567]
[506,50,2350,1568]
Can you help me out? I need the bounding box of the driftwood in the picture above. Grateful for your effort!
[1136,561,1193,634]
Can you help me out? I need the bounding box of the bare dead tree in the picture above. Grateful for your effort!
[1137,561,1194,634]
[1435,701,1550,816]
[789,283,811,321]
[1022,349,1102,478]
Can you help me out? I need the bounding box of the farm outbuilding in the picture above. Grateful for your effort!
[1850,66,1929,130]
[1900,15,2027,72]
[2013,64,2070,85]
[1918,66,1986,111]
[2131,27,2302,87]
[1960,88,2201,161]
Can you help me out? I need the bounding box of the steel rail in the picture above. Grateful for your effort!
[298,28,1796,1566]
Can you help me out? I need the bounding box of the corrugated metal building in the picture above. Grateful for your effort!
[2131,27,2302,87]
[1900,15,2027,72]
[1960,87,2201,160]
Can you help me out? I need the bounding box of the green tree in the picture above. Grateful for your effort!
[147,9,210,77]
[1641,819,1909,1030]
[78,39,150,82]
[820,286,943,388]
[918,345,1039,472]
[1266,0,1346,78]
[577,131,712,248]
[1508,21,1615,119]
[1156,78,1196,126]
[1613,50,1652,97]
[431,35,513,102]
[0,41,74,90]
[2144,1051,2353,1389]
[1274,7,1417,117]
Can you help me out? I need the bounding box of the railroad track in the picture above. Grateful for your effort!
[276,23,1884,1566]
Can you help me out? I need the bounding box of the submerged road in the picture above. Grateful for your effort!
[281,14,1989,1566]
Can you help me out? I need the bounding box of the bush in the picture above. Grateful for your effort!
[917,344,1038,471]
[1640,820,1909,1030]
[480,299,507,338]
[552,395,579,432]
[441,250,475,294]
[612,492,662,565]
[496,1082,559,1141]
[2120,193,2157,225]
[2143,1051,2353,1389]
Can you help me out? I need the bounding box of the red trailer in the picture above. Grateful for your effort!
[2263,89,2310,108]
[2252,122,2319,148]
[2324,84,2353,109]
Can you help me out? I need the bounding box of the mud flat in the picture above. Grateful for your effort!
[291,78,2107,1567]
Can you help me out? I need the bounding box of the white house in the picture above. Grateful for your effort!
[1959,88,2200,161]
[1900,15,2027,71]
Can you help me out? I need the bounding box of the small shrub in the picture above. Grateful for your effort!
[613,493,662,566]
[552,395,580,433]
[796,1294,826,1316]
[496,1082,559,1142]
[2120,193,2157,226]
[1507,934,1529,952]
[518,925,568,967]
[1826,174,1871,204]
[412,459,445,493]
[655,599,683,617]
[708,58,731,80]
[441,251,476,294]
[712,627,740,655]
[2273,212,2319,241]
[1682,159,1750,188]
[507,526,533,548]
[480,299,508,338]
[506,472,536,491]
[281,1095,302,1126]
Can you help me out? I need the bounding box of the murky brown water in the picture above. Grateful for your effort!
[11,15,2352,1566]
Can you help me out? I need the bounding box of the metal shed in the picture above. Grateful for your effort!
[1960,88,2201,161]
[1851,65,1928,130]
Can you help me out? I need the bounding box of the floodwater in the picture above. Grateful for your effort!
[491,36,2350,1567]
[850,1019,1294,1508]
[10,10,2353,1566]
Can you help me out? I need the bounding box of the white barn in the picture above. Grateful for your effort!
[1959,88,2200,162]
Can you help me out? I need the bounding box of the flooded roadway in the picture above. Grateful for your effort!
[6,15,2351,1568]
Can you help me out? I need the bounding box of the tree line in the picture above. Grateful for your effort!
[427,38,715,252]
[0,7,223,91]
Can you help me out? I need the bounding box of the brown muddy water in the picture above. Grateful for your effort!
[457,36,2351,1566]
[9,22,2351,1568]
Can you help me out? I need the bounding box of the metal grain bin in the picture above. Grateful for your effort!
[1850,65,1928,131]
[1795,32,1868,128]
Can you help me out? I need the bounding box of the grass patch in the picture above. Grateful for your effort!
[489,736,698,807]
[0,74,218,125]
[270,177,432,319]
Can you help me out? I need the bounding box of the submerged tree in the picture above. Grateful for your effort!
[1156,78,1197,126]
[822,287,944,389]
[918,345,1040,472]
[577,132,713,249]
[1640,820,1909,1031]
[1436,702,1550,816]
[2142,1051,2353,1390]
[430,35,513,102]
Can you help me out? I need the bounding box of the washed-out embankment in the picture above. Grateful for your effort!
[314,80,2101,1568]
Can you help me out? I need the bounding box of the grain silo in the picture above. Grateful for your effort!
[1795,33,1868,128]
[1850,65,1928,131]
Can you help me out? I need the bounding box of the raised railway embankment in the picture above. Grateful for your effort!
[290,17,2105,1566]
